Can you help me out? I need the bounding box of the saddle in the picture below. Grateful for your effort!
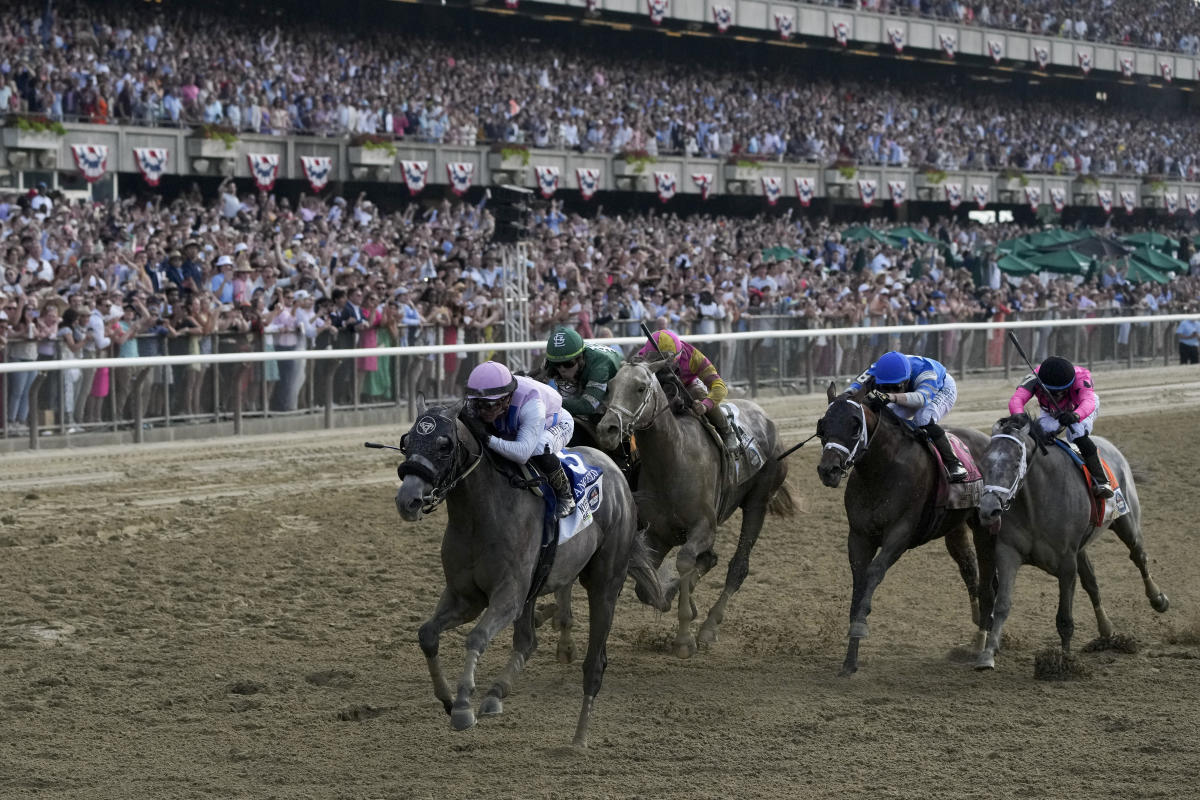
[1049,439,1129,526]
[928,432,983,511]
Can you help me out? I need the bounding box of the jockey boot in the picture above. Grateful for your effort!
[924,423,968,483]
[533,452,577,518]
[706,403,740,452]
[1076,436,1114,498]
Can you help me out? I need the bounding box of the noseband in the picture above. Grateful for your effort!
[605,364,668,441]
[821,399,871,477]
[981,431,1029,511]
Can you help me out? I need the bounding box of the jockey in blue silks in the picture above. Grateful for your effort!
[849,351,968,482]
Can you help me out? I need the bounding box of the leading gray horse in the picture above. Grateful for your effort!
[975,413,1169,671]
[595,360,794,659]
[393,404,665,748]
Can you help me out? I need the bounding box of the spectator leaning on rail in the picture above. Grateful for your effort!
[542,327,623,433]
[849,351,969,482]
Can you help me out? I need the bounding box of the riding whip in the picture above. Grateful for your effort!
[777,433,819,461]
[1007,331,1062,413]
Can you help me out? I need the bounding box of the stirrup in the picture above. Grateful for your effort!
[946,464,969,483]
[554,499,576,518]
[1092,481,1114,499]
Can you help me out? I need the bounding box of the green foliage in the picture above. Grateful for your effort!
[197,124,238,149]
[923,169,948,184]
[837,165,857,181]
[499,145,531,166]
[13,116,66,136]
[619,149,657,174]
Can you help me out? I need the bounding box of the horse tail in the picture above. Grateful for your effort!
[628,528,668,612]
[767,478,797,518]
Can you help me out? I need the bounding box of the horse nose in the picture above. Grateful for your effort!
[395,484,426,520]
[596,420,619,448]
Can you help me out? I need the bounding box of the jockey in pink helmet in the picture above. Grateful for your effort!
[464,361,577,517]
[636,328,739,452]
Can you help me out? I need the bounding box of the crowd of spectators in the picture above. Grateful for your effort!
[1,178,1197,434]
[5,2,1200,177]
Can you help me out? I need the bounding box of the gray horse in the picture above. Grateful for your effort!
[975,413,1169,671]
[394,404,665,748]
[595,360,794,659]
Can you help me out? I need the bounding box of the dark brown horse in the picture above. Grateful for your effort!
[816,381,992,676]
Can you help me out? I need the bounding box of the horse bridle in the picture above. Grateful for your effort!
[605,362,669,442]
[397,414,485,514]
[981,431,1030,512]
[820,398,873,477]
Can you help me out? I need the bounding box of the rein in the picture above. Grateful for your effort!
[981,431,1030,511]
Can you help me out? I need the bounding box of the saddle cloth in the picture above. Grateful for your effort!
[720,403,766,485]
[931,432,983,510]
[523,452,605,605]
[1050,439,1129,526]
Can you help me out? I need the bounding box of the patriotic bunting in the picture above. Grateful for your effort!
[775,13,793,41]
[1050,187,1066,212]
[133,147,168,186]
[692,173,713,200]
[648,0,667,25]
[987,39,1003,63]
[857,179,877,208]
[945,183,962,209]
[576,167,601,201]
[888,180,906,207]
[1120,190,1136,215]
[888,28,904,53]
[446,162,474,197]
[713,5,732,33]
[247,153,279,192]
[762,176,783,206]
[299,156,332,193]
[1120,56,1134,77]
[1034,46,1049,70]
[1186,193,1198,216]
[1165,192,1179,215]
[653,171,677,203]
[833,21,849,46]
[973,184,989,210]
[939,33,956,59]
[505,0,518,8]
[586,0,600,12]
[1097,190,1113,214]
[795,177,814,207]
[401,160,429,196]
[1025,186,1041,212]
[534,166,560,199]
[1160,61,1173,83]
[70,144,108,183]
[1077,50,1092,75]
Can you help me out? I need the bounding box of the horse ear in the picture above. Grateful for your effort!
[415,392,428,415]
[826,382,837,403]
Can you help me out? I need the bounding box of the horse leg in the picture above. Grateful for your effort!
[1110,515,1169,613]
[661,548,717,611]
[572,568,623,748]
[418,588,483,715]
[971,526,997,654]
[840,532,879,677]
[480,601,539,718]
[1077,549,1115,639]
[672,530,716,659]
[1055,558,1079,654]
[553,584,576,664]
[450,592,524,732]
[976,541,1020,670]
[699,491,768,645]
[944,526,984,650]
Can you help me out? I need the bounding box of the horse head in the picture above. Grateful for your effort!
[596,361,665,451]
[816,380,878,488]
[979,413,1035,528]
[395,402,476,521]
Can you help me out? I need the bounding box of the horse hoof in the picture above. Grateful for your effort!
[557,640,575,664]
[479,696,503,716]
[450,706,477,731]
[1151,593,1170,614]
[974,654,996,671]
[837,664,857,678]
[848,622,869,639]
[673,637,697,659]
[697,625,717,645]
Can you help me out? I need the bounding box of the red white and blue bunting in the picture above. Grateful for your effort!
[647,0,667,26]
[576,167,601,201]
[300,155,332,193]
[1165,192,1179,215]
[973,184,989,210]
[775,13,793,40]
[988,39,1004,63]
[1025,186,1041,212]
[944,183,962,209]
[132,147,168,187]
[1120,56,1135,77]
[713,5,732,33]
[1050,187,1066,212]
[1160,61,1173,83]
[857,179,877,208]
[1120,190,1136,215]
[888,180,906,207]
[247,153,279,191]
[401,160,429,196]
[653,171,677,203]
[939,33,956,59]
[795,177,814,207]
[1097,190,1113,214]
[887,28,904,53]
[1033,46,1049,70]
[446,162,474,197]
[70,144,108,183]
[535,165,560,199]
[762,176,783,206]
[833,21,849,46]
[1077,50,1092,75]
[1186,193,1198,216]
[692,172,713,200]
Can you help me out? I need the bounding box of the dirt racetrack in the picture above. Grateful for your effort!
[3,366,1199,800]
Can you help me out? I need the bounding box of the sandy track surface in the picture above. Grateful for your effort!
[2,366,1198,799]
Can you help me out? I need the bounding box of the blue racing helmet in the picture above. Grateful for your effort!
[873,351,911,386]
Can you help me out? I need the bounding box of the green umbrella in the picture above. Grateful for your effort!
[1122,231,1179,252]
[889,226,938,244]
[1130,245,1187,273]
[996,237,1035,255]
[1027,248,1095,274]
[761,246,795,263]
[1123,260,1169,284]
[1026,228,1081,249]
[996,253,1041,275]
[842,225,895,244]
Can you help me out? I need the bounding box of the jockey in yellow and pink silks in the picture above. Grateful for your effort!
[637,329,739,452]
